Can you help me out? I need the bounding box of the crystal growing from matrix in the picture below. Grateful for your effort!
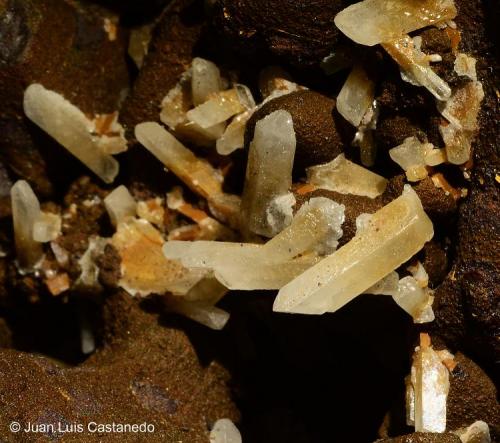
[241,110,296,237]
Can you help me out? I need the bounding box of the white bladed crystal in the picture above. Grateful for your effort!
[186,86,252,129]
[337,65,375,127]
[160,70,193,130]
[393,276,435,323]
[334,0,457,46]
[23,84,119,183]
[10,180,44,271]
[241,110,296,237]
[382,35,451,101]
[33,212,61,242]
[273,186,434,315]
[438,81,484,164]
[265,192,296,236]
[191,57,222,106]
[210,419,242,443]
[104,185,137,226]
[135,122,223,199]
[307,154,388,198]
[408,335,451,433]
[77,236,107,287]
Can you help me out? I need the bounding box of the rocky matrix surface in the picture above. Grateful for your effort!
[0,0,498,442]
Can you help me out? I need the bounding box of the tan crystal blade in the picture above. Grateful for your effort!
[273,187,434,314]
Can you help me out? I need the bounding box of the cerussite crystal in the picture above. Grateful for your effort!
[23,84,120,184]
[10,180,44,270]
[407,334,451,433]
[307,154,387,198]
[241,110,296,237]
[336,65,375,127]
[334,0,457,47]
[273,186,433,315]
[104,185,137,227]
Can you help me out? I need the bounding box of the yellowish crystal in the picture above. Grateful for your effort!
[307,154,387,198]
[334,0,457,46]
[273,186,434,315]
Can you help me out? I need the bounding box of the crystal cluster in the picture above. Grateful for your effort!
[306,154,388,198]
[240,110,297,237]
[438,80,484,164]
[163,197,344,290]
[334,0,457,46]
[111,218,205,297]
[23,84,125,183]
[273,186,433,315]
[406,334,453,433]
[389,137,446,182]
[382,35,451,101]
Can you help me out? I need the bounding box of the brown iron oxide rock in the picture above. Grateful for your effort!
[0,290,238,442]
[376,433,461,443]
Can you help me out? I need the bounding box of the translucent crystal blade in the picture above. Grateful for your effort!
[216,110,253,155]
[135,122,223,199]
[334,0,457,46]
[191,57,222,106]
[11,180,44,270]
[104,185,137,226]
[337,65,375,127]
[241,110,296,237]
[307,154,387,198]
[382,36,451,101]
[273,186,434,315]
[186,88,247,129]
[23,84,119,184]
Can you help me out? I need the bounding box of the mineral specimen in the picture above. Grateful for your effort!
[306,154,388,198]
[186,86,254,129]
[241,110,296,237]
[111,218,204,296]
[455,421,491,443]
[166,298,230,330]
[406,334,452,433]
[273,186,433,314]
[334,0,457,46]
[216,110,254,155]
[210,418,242,443]
[10,180,44,271]
[438,81,484,164]
[104,185,137,227]
[191,57,222,106]
[135,122,224,199]
[382,35,451,101]
[337,65,375,127]
[32,212,61,243]
[23,84,120,183]
[389,137,435,182]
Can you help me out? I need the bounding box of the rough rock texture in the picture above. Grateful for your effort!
[245,90,350,175]
[211,0,346,69]
[430,0,500,369]
[0,291,238,442]
[446,353,500,439]
[120,0,204,133]
[0,0,130,197]
[376,433,461,443]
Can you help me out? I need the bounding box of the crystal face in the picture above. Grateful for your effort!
[240,110,297,237]
[23,84,120,184]
[307,154,388,198]
[273,186,434,315]
[334,0,457,47]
